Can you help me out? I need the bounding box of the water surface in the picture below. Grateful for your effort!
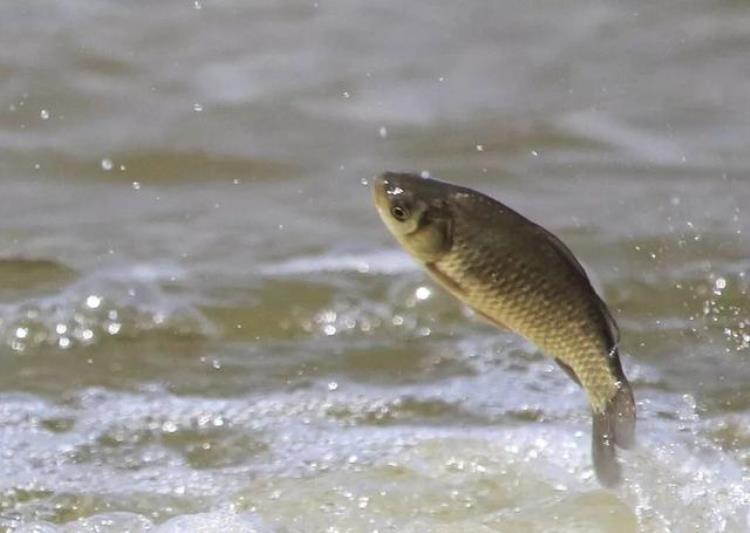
[0,1,749,531]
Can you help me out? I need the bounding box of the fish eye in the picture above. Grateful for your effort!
[390,204,410,221]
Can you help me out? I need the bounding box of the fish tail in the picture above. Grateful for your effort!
[591,380,636,487]
[610,379,636,449]
[591,408,620,487]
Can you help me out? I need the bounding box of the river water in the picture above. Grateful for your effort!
[0,1,749,531]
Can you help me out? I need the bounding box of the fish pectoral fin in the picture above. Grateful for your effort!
[470,308,511,332]
[554,358,581,387]
[425,262,465,296]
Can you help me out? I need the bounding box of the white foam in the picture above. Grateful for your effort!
[157,511,273,533]
[261,249,417,276]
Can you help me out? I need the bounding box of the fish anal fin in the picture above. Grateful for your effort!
[555,358,581,387]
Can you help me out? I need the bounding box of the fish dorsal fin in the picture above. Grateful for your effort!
[597,294,621,348]
[531,224,590,281]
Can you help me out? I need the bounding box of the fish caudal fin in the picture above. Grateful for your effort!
[611,380,636,450]
[591,381,636,487]
[592,410,620,487]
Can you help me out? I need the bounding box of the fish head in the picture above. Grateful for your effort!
[371,172,455,262]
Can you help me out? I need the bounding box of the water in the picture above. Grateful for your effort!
[1,1,749,531]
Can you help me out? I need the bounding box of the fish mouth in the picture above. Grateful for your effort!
[371,172,392,213]
[371,171,412,201]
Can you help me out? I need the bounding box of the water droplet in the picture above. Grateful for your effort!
[475,144,484,152]
[193,0,202,9]
[40,109,49,120]
[85,295,102,309]
[323,324,337,336]
[319,310,336,323]
[415,286,431,300]
[232,178,240,185]
[420,170,431,178]
[531,150,539,157]
[58,337,71,349]
[15,327,28,339]
[327,381,339,391]
[100,158,113,171]
[10,339,24,352]
[342,91,350,99]
[360,177,369,186]
[193,102,203,112]
[132,181,141,190]
[378,126,388,138]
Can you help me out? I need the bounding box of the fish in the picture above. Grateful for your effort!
[371,171,635,487]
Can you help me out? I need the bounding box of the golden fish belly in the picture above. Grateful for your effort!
[432,247,618,413]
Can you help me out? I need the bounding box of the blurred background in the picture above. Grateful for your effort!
[0,1,748,531]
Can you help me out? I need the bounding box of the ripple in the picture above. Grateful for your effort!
[0,263,214,353]
[0,258,78,300]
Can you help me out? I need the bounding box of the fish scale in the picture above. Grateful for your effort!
[372,171,636,486]
[440,216,618,411]
[456,277,608,405]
